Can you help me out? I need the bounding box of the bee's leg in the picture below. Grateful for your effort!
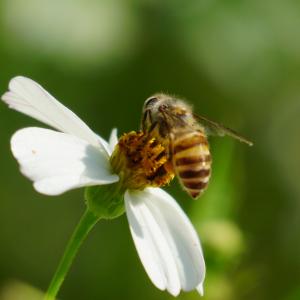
[149,121,158,133]
[141,109,153,132]
[157,118,169,138]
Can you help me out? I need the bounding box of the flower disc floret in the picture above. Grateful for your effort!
[110,131,175,190]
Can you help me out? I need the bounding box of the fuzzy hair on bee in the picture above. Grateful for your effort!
[141,93,252,199]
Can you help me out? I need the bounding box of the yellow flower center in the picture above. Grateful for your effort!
[110,131,175,190]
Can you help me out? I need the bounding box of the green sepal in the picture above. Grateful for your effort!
[85,182,125,219]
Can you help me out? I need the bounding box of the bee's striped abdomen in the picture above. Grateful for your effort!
[172,130,212,199]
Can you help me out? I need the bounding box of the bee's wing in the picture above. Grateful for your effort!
[194,114,253,146]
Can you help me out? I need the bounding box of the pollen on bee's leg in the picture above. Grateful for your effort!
[110,131,175,190]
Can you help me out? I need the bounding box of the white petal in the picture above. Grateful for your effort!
[125,188,205,295]
[108,128,118,152]
[125,190,180,296]
[97,134,112,156]
[11,127,119,195]
[2,76,109,156]
[197,282,204,296]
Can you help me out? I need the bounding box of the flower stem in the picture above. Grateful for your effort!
[44,209,100,300]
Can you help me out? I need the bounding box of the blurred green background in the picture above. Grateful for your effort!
[0,1,300,299]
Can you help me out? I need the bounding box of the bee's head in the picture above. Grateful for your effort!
[143,94,190,116]
[143,94,167,113]
[142,94,190,132]
[142,94,171,130]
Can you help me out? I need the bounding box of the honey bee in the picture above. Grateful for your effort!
[142,94,253,199]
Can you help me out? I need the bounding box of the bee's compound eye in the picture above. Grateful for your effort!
[145,97,158,107]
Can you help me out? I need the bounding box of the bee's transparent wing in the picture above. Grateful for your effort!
[194,114,253,146]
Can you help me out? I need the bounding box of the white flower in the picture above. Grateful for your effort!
[2,76,205,296]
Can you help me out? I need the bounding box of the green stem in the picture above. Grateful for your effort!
[44,209,100,300]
